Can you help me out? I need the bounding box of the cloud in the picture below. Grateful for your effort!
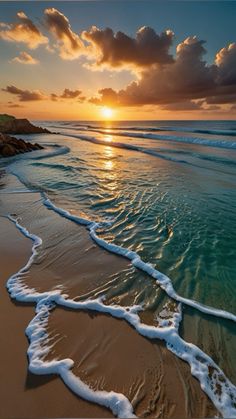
[11,51,39,65]
[2,85,47,101]
[51,88,85,102]
[44,8,84,59]
[3,84,85,104]
[0,11,48,49]
[161,100,205,111]
[89,88,119,106]
[204,104,222,111]
[7,101,25,108]
[215,43,236,85]
[1,8,235,110]
[205,93,236,104]
[61,88,83,99]
[90,36,236,108]
[82,25,174,69]
[50,93,58,102]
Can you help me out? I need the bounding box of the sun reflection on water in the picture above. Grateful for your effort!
[104,134,113,142]
[104,145,114,170]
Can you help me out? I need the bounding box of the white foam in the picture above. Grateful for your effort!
[43,196,236,324]
[57,131,187,164]
[6,210,236,417]
[62,128,236,150]
[26,298,135,418]
[6,216,135,418]
[33,144,70,160]
[95,128,236,149]
[48,123,236,138]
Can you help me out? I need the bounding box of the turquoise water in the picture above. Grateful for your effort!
[9,120,236,312]
[3,119,236,393]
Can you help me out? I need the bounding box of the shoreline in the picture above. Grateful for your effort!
[0,172,218,418]
[0,215,112,418]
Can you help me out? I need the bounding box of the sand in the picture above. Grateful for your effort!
[0,173,218,418]
[0,217,112,418]
[46,307,218,418]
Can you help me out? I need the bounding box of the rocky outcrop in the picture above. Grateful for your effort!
[0,114,50,134]
[0,133,43,158]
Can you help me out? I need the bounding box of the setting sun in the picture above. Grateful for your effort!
[101,107,113,119]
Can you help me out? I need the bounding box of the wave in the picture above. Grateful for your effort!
[31,128,236,169]
[6,203,236,418]
[56,133,236,175]
[31,161,77,173]
[50,123,236,151]
[43,195,236,323]
[83,128,236,150]
[57,132,192,165]
[7,215,135,418]
[30,144,70,160]
[59,122,236,137]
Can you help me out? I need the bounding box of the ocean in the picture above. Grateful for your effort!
[1,119,236,417]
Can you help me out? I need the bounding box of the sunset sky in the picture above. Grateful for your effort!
[0,1,236,120]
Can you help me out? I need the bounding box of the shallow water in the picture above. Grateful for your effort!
[10,120,236,311]
[1,119,236,417]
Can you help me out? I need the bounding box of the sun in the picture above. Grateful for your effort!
[101,107,113,119]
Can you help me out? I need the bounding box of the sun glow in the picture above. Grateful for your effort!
[101,107,113,119]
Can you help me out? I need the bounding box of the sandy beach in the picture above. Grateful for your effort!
[0,173,218,418]
[0,1,236,415]
[0,215,113,419]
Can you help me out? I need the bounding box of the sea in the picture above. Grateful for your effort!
[1,119,236,417]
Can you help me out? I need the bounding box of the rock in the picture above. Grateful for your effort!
[0,114,50,135]
[34,142,44,150]
[0,132,44,158]
[1,144,16,157]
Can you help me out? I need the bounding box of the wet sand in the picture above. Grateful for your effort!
[0,217,112,418]
[47,307,217,418]
[0,174,218,418]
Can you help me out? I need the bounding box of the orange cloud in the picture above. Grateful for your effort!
[44,8,85,60]
[51,88,85,101]
[2,85,85,103]
[0,11,48,49]
[2,85,47,101]
[11,51,39,65]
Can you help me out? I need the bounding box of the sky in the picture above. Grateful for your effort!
[0,1,236,120]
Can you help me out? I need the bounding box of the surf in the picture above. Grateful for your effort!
[6,196,236,418]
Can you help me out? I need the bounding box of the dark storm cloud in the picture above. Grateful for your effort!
[82,25,174,69]
[90,37,236,108]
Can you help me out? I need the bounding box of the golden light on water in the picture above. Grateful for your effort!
[103,146,115,171]
[101,107,113,119]
[104,134,113,142]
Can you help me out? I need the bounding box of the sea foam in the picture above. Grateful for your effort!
[6,195,236,418]
[53,125,236,150]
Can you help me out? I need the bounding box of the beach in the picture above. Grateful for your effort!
[0,209,113,419]
[0,119,236,418]
[0,172,217,418]
[1,0,236,415]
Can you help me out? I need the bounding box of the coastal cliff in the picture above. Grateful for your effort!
[0,114,49,135]
[0,114,47,157]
